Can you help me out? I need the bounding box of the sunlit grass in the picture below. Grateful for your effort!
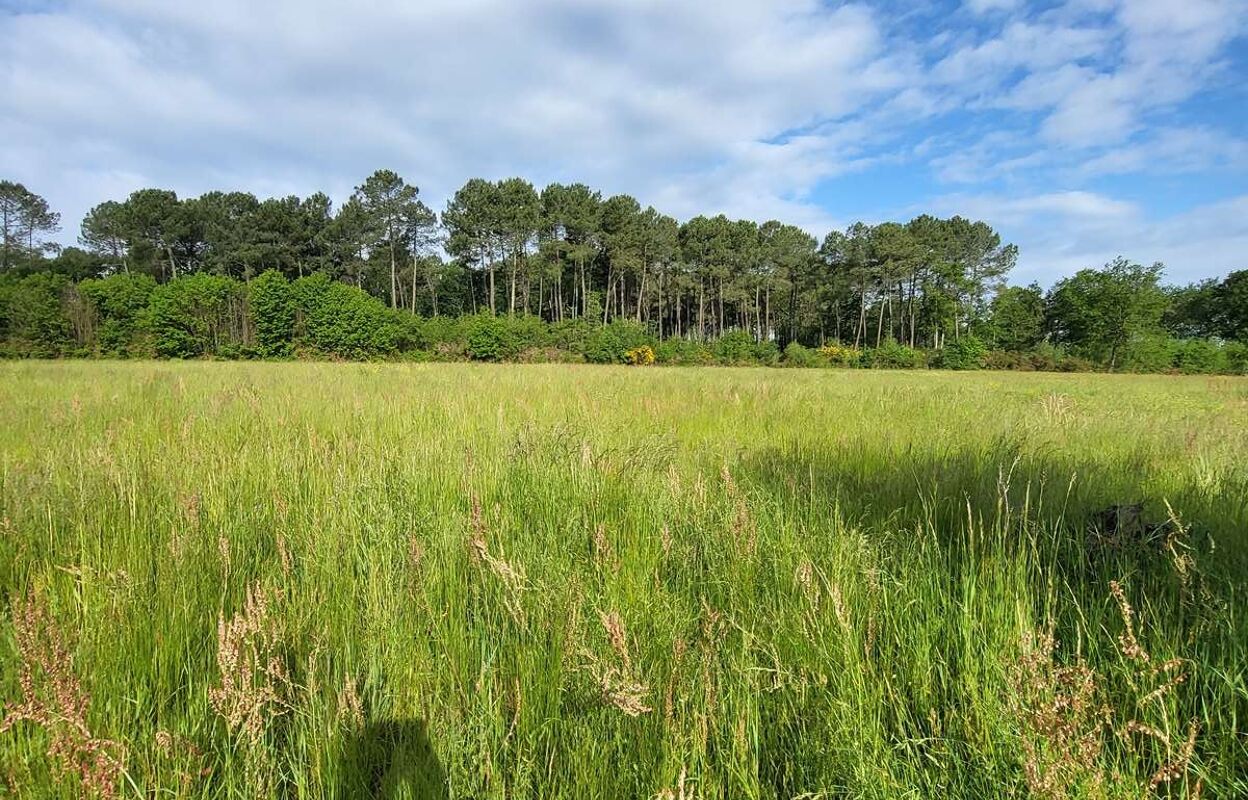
[1,362,1245,798]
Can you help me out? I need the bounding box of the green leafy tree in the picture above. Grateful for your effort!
[248,270,295,357]
[1,181,61,270]
[985,284,1045,351]
[353,170,436,311]
[1047,258,1168,369]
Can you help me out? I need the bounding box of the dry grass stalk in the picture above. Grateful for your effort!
[1,594,124,799]
[1040,392,1076,422]
[276,532,294,577]
[217,534,232,572]
[154,730,210,789]
[720,464,756,554]
[467,495,528,624]
[207,583,291,745]
[1149,721,1198,789]
[1109,580,1149,663]
[584,610,652,717]
[592,524,618,571]
[336,675,364,730]
[1007,626,1112,800]
[407,533,426,575]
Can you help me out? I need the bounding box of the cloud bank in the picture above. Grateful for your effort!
[2,0,1245,284]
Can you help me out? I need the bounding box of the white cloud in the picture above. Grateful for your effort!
[0,0,903,242]
[928,191,1248,285]
[0,0,1245,286]
[964,0,1022,13]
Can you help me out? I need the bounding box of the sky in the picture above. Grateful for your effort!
[2,0,1246,286]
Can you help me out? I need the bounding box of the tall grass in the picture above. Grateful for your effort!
[1,362,1245,798]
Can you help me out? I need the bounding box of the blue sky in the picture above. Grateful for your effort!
[2,0,1245,286]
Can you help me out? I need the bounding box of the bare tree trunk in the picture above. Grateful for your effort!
[581,258,589,318]
[508,253,517,315]
[697,279,705,341]
[389,241,398,309]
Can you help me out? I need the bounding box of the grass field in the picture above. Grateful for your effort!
[1,362,1246,798]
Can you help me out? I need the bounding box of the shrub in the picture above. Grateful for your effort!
[934,335,987,370]
[818,343,861,367]
[78,273,157,356]
[655,337,713,365]
[584,320,655,364]
[0,273,73,357]
[144,273,248,358]
[417,315,464,354]
[782,342,820,367]
[464,313,512,361]
[861,340,926,369]
[1120,334,1178,373]
[503,314,552,353]
[298,280,405,359]
[624,345,655,365]
[984,350,1030,371]
[755,340,780,366]
[549,318,595,353]
[712,331,759,364]
[1223,341,1248,375]
[1169,339,1224,374]
[248,270,295,358]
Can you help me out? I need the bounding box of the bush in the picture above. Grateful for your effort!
[782,342,820,367]
[0,273,73,357]
[584,320,655,364]
[818,343,861,367]
[297,280,405,359]
[655,337,713,365]
[549,318,595,352]
[79,273,157,356]
[1172,339,1226,374]
[503,314,552,353]
[934,335,987,370]
[417,315,464,354]
[712,331,759,364]
[248,270,295,358]
[464,313,511,361]
[984,350,1031,371]
[144,273,248,358]
[624,345,655,365]
[1120,334,1178,373]
[1223,342,1248,375]
[860,340,925,369]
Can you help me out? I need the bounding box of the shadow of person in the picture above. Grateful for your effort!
[337,719,448,800]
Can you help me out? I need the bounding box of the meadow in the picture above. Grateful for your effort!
[0,362,1245,798]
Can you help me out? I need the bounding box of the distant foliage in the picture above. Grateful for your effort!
[297,279,407,359]
[818,343,860,367]
[79,274,157,356]
[0,273,73,357]
[464,313,511,361]
[860,340,926,369]
[934,335,987,370]
[2,267,1248,374]
[144,273,248,358]
[624,345,655,365]
[782,342,819,367]
[248,270,294,358]
[583,320,654,364]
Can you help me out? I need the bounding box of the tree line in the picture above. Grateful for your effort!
[1,172,1245,373]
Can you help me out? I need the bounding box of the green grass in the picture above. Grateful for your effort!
[1,361,1246,798]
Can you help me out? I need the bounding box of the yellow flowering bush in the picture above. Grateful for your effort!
[818,343,860,367]
[624,345,656,366]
